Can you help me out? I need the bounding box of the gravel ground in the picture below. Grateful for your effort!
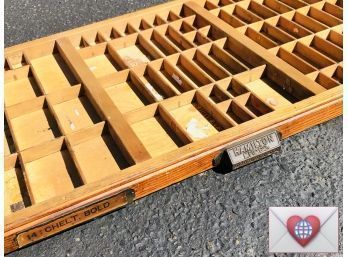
[5,1,343,256]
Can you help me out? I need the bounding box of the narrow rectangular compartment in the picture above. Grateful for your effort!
[157,25,195,51]
[244,27,278,49]
[128,105,187,157]
[200,42,249,75]
[183,49,230,81]
[131,65,178,101]
[7,97,61,151]
[184,31,212,46]
[4,66,42,107]
[289,42,335,69]
[140,29,179,56]
[147,59,197,94]
[321,2,343,20]
[222,37,260,68]
[167,54,213,87]
[305,7,342,27]
[276,47,316,74]
[277,0,307,9]
[253,22,295,45]
[290,12,328,33]
[270,16,312,39]
[103,70,153,113]
[306,36,343,63]
[257,0,293,14]
[67,122,130,184]
[244,0,278,19]
[162,91,232,141]
[231,5,262,24]
[217,8,246,28]
[4,154,27,216]
[25,42,78,94]
[79,43,124,78]
[109,33,164,68]
[22,140,82,204]
[47,85,101,134]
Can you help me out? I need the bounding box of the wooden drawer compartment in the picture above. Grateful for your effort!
[4,0,342,253]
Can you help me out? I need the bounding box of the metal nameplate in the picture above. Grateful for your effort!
[16,189,135,248]
[226,130,282,170]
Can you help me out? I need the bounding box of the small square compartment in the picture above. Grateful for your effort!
[6,53,27,69]
[67,122,130,184]
[310,72,339,90]
[234,93,273,117]
[176,20,196,34]
[163,91,232,141]
[25,42,78,94]
[220,77,249,97]
[109,33,163,68]
[104,70,153,113]
[201,84,231,103]
[4,66,42,107]
[218,99,255,124]
[184,31,211,46]
[4,154,27,216]
[324,30,343,49]
[143,14,167,27]
[79,43,124,78]
[22,140,82,204]
[48,85,101,134]
[129,106,186,157]
[7,97,61,151]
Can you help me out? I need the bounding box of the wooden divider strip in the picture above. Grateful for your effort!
[56,37,151,164]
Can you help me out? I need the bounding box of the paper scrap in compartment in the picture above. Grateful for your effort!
[144,83,164,101]
[185,118,209,140]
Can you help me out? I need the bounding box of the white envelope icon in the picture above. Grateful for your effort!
[269,207,338,253]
